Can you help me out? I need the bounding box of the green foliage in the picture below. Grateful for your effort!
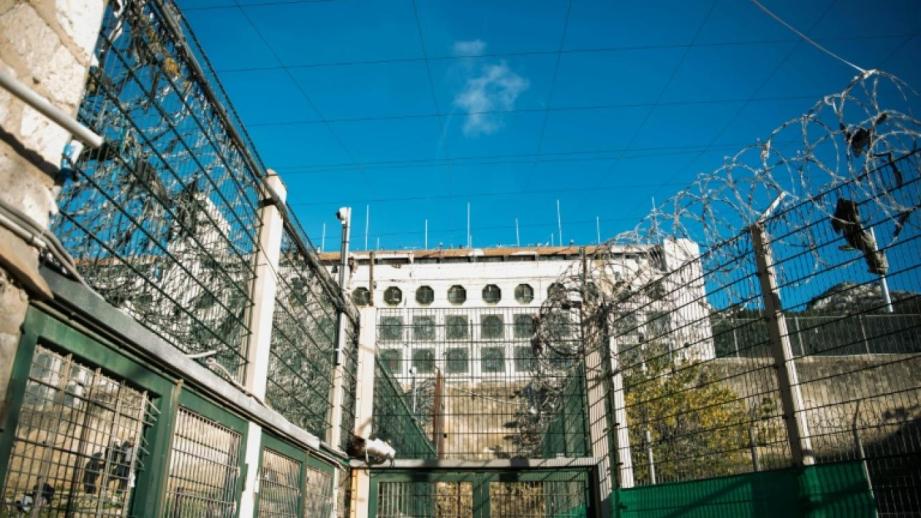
[625,358,754,483]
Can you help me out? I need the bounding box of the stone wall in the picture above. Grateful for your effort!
[0,0,104,415]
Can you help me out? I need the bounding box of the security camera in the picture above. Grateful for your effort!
[336,207,351,223]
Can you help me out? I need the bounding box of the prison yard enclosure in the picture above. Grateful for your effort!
[0,0,920,517]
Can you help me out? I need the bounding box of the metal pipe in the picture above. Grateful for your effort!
[0,69,103,148]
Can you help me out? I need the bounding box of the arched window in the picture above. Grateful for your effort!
[514,284,534,304]
[482,284,501,304]
[415,285,434,305]
[447,285,467,305]
[383,286,402,306]
[351,287,371,306]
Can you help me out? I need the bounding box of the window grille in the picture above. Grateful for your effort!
[379,349,402,374]
[412,349,436,374]
[384,287,403,306]
[164,408,242,517]
[514,314,536,339]
[445,316,470,340]
[416,286,435,305]
[1,345,152,517]
[413,316,436,341]
[481,347,506,373]
[352,287,371,306]
[257,449,300,518]
[447,285,467,305]
[547,282,566,300]
[482,284,502,304]
[514,346,535,372]
[380,316,404,342]
[515,283,534,304]
[445,348,470,374]
[481,315,504,339]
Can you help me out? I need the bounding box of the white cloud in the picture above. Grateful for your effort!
[453,61,529,137]
[452,39,487,57]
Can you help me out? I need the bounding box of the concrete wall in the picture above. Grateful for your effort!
[0,0,104,415]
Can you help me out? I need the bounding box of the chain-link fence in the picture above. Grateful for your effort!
[536,70,921,515]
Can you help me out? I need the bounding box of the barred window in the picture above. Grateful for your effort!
[384,287,403,306]
[379,349,402,374]
[545,311,573,339]
[412,348,435,374]
[446,315,470,340]
[380,316,404,341]
[447,285,467,305]
[352,287,371,306]
[513,314,536,339]
[482,347,505,373]
[413,316,436,341]
[547,282,566,299]
[481,315,504,339]
[514,283,534,303]
[446,347,470,374]
[482,284,502,304]
[415,285,434,305]
[514,346,535,372]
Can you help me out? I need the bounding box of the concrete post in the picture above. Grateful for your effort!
[608,336,635,488]
[349,308,377,518]
[750,223,815,466]
[239,173,286,517]
[0,0,106,419]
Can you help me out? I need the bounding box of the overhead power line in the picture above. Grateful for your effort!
[209,33,914,73]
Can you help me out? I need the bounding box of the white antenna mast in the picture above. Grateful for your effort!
[466,202,471,248]
[556,199,563,246]
[364,204,370,250]
[596,216,601,245]
[515,218,520,247]
[321,222,326,252]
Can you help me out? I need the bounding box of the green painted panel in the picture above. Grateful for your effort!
[614,461,876,518]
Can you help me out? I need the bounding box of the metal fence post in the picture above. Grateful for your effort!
[350,308,377,518]
[750,223,815,466]
[239,173,286,517]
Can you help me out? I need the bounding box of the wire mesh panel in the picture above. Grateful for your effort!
[372,470,590,518]
[303,461,335,518]
[762,156,921,516]
[54,0,264,384]
[531,71,921,512]
[1,345,152,516]
[257,449,301,518]
[372,358,437,460]
[376,308,588,460]
[164,407,242,517]
[489,473,589,518]
[267,227,360,443]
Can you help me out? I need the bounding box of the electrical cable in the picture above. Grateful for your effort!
[749,0,867,74]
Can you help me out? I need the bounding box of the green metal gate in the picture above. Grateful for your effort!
[369,469,594,518]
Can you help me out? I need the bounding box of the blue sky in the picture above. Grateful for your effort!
[176,0,921,251]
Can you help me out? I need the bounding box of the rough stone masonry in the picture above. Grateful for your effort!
[0,0,104,418]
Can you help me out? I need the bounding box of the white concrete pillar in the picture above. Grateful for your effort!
[348,307,377,518]
[239,173,286,517]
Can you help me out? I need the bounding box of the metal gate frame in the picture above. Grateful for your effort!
[367,460,602,518]
[257,432,337,517]
[0,306,178,516]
